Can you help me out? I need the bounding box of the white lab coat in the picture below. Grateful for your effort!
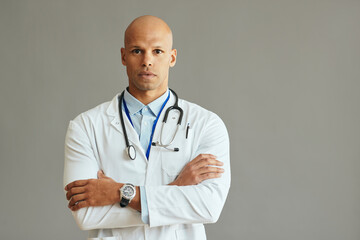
[63,91,231,240]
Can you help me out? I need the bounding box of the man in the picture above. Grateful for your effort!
[63,15,230,240]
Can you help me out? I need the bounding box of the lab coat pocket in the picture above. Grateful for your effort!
[160,127,194,184]
[161,151,185,177]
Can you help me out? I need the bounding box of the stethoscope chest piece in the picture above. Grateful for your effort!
[127,145,136,160]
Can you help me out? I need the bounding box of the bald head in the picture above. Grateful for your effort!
[124,15,173,49]
[121,16,177,103]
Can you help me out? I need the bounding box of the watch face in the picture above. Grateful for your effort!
[123,185,135,199]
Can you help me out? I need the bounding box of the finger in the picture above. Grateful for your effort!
[68,193,87,208]
[98,170,111,180]
[65,179,88,191]
[198,166,224,175]
[66,186,86,200]
[190,154,217,166]
[195,154,216,161]
[194,158,224,169]
[199,172,223,182]
[97,170,105,179]
[70,200,88,211]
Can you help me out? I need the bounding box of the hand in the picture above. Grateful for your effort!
[65,170,122,211]
[169,154,224,186]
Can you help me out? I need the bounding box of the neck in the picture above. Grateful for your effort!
[128,87,167,105]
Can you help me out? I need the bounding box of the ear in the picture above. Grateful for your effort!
[121,48,126,66]
[169,49,177,67]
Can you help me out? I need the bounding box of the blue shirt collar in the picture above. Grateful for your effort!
[124,88,169,117]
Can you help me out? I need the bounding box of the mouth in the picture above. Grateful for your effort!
[138,71,156,79]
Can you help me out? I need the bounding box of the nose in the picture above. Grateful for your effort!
[142,52,153,67]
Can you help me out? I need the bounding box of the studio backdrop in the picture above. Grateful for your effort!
[1,0,359,240]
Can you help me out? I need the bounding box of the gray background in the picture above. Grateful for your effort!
[1,0,359,239]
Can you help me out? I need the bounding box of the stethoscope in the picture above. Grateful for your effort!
[118,89,183,160]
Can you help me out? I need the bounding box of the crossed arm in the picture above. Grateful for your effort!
[65,154,225,212]
[64,113,229,229]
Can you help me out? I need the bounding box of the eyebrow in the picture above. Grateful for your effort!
[128,45,165,49]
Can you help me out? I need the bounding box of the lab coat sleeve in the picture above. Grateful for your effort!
[63,117,145,230]
[145,113,231,227]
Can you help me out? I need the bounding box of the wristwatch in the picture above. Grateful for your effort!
[119,183,136,208]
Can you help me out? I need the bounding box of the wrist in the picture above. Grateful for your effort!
[114,183,124,203]
[128,186,141,211]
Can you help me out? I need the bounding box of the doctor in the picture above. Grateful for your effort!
[63,15,230,240]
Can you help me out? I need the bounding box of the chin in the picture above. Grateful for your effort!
[133,81,165,92]
[134,84,157,91]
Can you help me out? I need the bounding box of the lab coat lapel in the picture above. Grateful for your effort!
[106,93,141,147]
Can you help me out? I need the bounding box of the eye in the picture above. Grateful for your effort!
[131,49,141,54]
[154,49,163,54]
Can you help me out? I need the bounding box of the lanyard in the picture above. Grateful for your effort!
[122,91,170,159]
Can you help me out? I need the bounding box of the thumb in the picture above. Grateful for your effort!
[97,170,107,179]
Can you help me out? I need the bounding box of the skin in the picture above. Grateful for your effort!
[65,15,224,212]
[121,15,176,105]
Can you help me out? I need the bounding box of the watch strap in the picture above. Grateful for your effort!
[120,197,130,208]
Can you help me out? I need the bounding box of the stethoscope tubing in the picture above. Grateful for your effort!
[118,91,136,160]
[118,89,183,160]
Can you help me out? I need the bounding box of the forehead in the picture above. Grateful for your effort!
[124,26,172,49]
[126,35,166,47]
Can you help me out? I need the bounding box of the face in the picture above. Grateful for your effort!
[121,25,177,96]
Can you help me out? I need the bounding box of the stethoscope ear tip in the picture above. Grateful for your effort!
[152,142,179,152]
